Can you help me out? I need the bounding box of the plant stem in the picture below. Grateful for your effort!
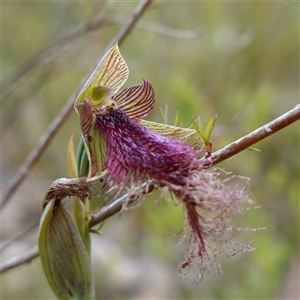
[210,104,300,165]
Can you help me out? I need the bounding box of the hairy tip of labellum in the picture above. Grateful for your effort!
[94,106,259,281]
[177,176,259,282]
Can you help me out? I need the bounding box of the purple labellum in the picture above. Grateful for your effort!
[96,108,255,280]
[96,108,200,186]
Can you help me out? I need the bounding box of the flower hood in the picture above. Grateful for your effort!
[74,44,195,176]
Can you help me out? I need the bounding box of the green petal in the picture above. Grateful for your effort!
[113,79,155,122]
[75,43,128,110]
[140,120,196,141]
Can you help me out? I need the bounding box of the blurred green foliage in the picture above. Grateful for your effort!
[2,1,299,299]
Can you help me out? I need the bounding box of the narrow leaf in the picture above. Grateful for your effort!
[247,147,261,152]
[67,135,88,253]
[206,114,217,139]
[173,111,179,127]
[159,103,168,124]
[87,128,107,177]
[67,135,78,178]
[193,118,208,144]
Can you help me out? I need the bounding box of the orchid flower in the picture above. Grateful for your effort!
[74,44,258,281]
[74,44,194,177]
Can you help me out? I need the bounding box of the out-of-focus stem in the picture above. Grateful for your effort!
[1,0,153,210]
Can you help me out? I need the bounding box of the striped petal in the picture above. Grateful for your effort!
[140,120,196,141]
[113,79,155,122]
[75,43,129,109]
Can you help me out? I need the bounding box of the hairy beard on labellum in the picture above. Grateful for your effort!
[96,108,200,186]
[96,108,257,281]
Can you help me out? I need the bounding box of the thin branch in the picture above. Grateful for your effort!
[89,181,155,227]
[0,246,39,273]
[1,7,108,104]
[1,3,166,106]
[105,0,153,49]
[0,221,39,252]
[1,91,76,209]
[1,0,153,209]
[210,104,300,165]
[110,15,202,39]
[1,104,298,273]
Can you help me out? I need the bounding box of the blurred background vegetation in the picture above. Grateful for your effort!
[1,1,299,299]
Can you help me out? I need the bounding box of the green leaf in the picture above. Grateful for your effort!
[90,221,105,235]
[193,117,207,144]
[193,114,217,149]
[67,135,91,255]
[39,200,95,300]
[159,104,168,124]
[86,128,106,177]
[67,135,78,178]
[77,138,89,178]
[247,147,262,152]
[206,114,217,140]
[173,111,179,127]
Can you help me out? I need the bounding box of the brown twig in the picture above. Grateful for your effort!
[210,104,300,165]
[89,180,155,227]
[2,4,192,107]
[1,0,153,209]
[1,6,108,104]
[0,246,39,273]
[0,221,39,252]
[1,104,298,273]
